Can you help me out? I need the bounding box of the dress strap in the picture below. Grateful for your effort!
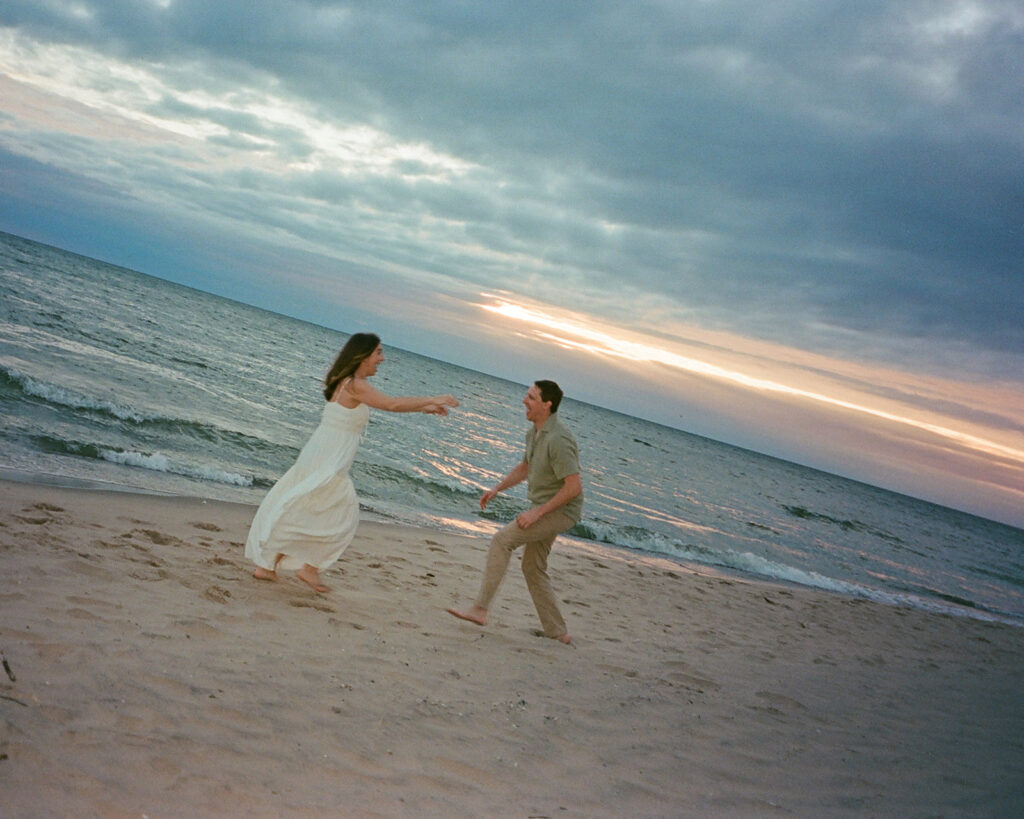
[332,377,361,408]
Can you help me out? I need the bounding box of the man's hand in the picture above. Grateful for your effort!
[480,461,528,511]
[516,507,543,529]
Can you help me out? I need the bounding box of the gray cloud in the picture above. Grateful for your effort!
[1,0,1023,373]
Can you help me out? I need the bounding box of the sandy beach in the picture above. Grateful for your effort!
[2,479,1022,817]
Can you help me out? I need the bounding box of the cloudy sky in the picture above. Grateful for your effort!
[1,1,1022,526]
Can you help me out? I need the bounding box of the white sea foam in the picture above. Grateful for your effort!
[8,366,154,423]
[667,544,1020,624]
[721,550,864,595]
[98,448,253,487]
[574,521,1022,624]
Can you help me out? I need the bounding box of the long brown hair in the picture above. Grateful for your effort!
[323,333,381,400]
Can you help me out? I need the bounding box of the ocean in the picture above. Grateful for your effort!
[2,231,1022,625]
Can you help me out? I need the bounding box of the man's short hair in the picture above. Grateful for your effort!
[535,380,563,413]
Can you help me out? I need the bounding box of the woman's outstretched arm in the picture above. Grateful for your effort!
[346,378,459,414]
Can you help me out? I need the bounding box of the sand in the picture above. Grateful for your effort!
[1,479,1022,818]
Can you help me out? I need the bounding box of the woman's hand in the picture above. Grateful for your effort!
[422,394,458,415]
[347,379,459,414]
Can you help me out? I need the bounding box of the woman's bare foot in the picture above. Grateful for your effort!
[446,605,488,626]
[555,633,573,645]
[297,565,328,593]
[253,553,284,582]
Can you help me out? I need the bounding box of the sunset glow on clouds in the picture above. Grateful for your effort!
[481,297,1023,463]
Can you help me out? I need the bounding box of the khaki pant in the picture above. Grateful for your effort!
[474,508,576,638]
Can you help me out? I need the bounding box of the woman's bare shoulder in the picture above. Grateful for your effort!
[330,377,363,408]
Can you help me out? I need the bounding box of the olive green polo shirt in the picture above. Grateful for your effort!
[524,413,583,523]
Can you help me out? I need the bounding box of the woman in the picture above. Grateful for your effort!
[245,333,458,593]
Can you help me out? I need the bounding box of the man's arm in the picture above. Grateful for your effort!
[515,473,582,529]
[479,460,529,510]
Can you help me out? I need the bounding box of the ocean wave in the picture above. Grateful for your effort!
[2,363,153,422]
[356,461,480,504]
[570,518,684,555]
[31,434,254,487]
[586,515,890,598]
[715,550,1019,622]
[0,321,162,378]
[169,355,210,370]
[570,516,1020,624]
[99,449,254,487]
[2,363,279,454]
[782,504,904,544]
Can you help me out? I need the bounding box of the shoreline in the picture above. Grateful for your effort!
[3,466,1019,628]
[3,478,1023,816]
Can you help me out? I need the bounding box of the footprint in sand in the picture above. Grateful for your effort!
[289,599,336,613]
[14,515,52,525]
[66,595,121,611]
[204,586,233,604]
[14,503,66,525]
[128,568,171,582]
[174,619,221,639]
[752,690,808,716]
[131,529,181,546]
[66,607,102,620]
[93,537,129,552]
[190,521,222,532]
[661,660,721,692]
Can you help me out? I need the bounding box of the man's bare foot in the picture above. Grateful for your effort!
[252,567,279,582]
[296,565,328,594]
[446,606,487,626]
[532,629,573,645]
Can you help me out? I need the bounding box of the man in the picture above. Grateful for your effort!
[447,380,583,645]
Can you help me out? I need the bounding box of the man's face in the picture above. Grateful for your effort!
[523,385,550,423]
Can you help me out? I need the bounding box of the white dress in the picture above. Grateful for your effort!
[245,400,370,571]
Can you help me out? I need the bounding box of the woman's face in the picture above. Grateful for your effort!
[357,344,385,377]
